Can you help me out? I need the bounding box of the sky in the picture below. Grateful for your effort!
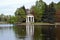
[0,0,60,16]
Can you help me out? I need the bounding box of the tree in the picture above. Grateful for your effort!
[48,2,56,23]
[0,14,4,21]
[31,0,46,22]
[8,16,17,24]
[55,2,60,10]
[41,3,48,22]
[54,2,60,22]
[41,2,56,23]
[15,6,26,23]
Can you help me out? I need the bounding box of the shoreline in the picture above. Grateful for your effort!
[15,23,60,25]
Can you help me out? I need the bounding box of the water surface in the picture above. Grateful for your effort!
[0,24,56,40]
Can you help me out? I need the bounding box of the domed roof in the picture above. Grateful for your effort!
[26,14,34,17]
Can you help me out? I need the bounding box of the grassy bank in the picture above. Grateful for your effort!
[15,22,60,25]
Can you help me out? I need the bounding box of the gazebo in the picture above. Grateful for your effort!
[26,9,34,23]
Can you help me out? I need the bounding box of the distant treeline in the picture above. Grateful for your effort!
[0,14,10,23]
[0,14,16,24]
[0,0,60,24]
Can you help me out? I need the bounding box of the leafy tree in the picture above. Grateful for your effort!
[8,16,17,24]
[55,2,60,10]
[54,2,60,22]
[0,14,4,22]
[31,0,46,22]
[15,6,26,23]
[41,3,48,22]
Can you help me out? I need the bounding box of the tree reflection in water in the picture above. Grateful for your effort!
[13,25,26,40]
[13,25,56,40]
[33,25,42,40]
[41,25,56,40]
[34,25,56,40]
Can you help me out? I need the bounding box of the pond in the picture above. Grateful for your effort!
[0,24,57,40]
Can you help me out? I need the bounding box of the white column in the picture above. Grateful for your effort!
[28,17,29,22]
[33,17,34,22]
[26,17,27,22]
[31,17,32,22]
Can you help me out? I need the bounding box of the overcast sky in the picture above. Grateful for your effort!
[0,0,60,15]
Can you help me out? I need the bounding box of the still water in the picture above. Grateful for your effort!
[0,24,56,40]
